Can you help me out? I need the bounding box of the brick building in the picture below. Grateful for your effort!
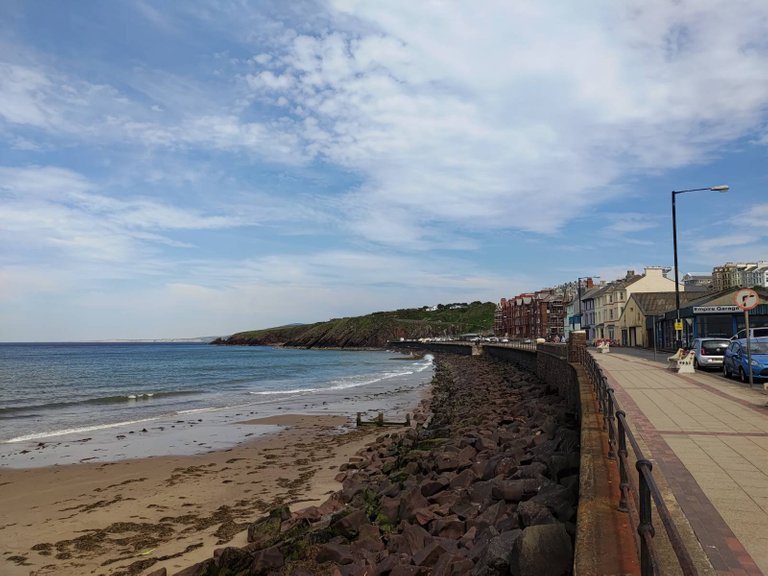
[494,289,566,340]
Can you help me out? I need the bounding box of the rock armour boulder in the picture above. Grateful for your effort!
[170,353,578,575]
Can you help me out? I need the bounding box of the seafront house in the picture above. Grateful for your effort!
[580,281,606,343]
[494,289,566,340]
[617,292,697,348]
[564,296,577,340]
[566,277,600,341]
[712,261,768,291]
[743,262,768,288]
[494,299,508,336]
[593,267,678,344]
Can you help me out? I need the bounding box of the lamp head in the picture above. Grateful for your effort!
[710,185,729,192]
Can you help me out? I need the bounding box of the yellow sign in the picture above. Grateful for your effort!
[674,320,683,331]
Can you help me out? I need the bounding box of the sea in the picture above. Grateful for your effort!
[0,343,433,468]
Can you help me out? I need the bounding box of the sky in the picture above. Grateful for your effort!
[1,1,767,341]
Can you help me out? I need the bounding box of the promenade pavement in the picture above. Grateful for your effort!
[591,348,768,576]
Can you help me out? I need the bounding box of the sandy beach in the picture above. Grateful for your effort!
[0,414,395,576]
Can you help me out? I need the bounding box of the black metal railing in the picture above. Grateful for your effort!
[578,346,698,576]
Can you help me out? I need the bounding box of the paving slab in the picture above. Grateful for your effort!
[592,350,768,576]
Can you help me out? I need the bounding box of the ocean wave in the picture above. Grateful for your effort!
[416,354,434,372]
[4,416,161,443]
[0,412,44,421]
[249,387,318,396]
[248,359,432,397]
[175,407,219,415]
[0,389,201,417]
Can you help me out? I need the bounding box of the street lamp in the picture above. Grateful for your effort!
[671,184,729,349]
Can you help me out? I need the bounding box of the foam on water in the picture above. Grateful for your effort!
[5,416,162,443]
[0,344,434,467]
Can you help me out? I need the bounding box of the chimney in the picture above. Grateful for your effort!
[644,266,664,277]
[626,270,635,278]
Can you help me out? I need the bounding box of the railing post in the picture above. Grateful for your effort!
[599,371,609,432]
[606,388,616,460]
[616,410,629,512]
[637,459,656,576]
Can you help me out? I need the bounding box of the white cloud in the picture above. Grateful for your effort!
[605,213,661,234]
[231,1,768,243]
[5,2,767,250]
[683,203,768,266]
[0,63,56,128]
[2,1,768,341]
[0,166,265,269]
[731,202,768,229]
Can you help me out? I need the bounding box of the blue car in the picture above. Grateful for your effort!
[722,338,768,382]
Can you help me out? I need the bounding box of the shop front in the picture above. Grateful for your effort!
[659,288,768,349]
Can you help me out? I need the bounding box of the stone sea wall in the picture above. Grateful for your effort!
[156,352,579,576]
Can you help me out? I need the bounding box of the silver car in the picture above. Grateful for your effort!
[691,338,730,371]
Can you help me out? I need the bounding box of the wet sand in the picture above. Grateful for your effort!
[0,414,393,576]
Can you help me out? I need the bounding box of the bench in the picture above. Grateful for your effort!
[597,341,610,353]
[666,348,685,369]
[667,349,695,374]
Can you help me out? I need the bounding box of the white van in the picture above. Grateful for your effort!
[731,327,768,340]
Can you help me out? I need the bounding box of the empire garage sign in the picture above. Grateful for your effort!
[693,305,740,314]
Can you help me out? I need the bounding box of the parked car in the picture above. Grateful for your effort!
[690,338,730,371]
[722,338,768,382]
[730,327,768,340]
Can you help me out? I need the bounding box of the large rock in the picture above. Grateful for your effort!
[529,483,576,522]
[315,543,356,565]
[491,479,541,502]
[414,540,452,567]
[510,462,548,480]
[398,486,430,523]
[471,529,523,576]
[249,546,285,575]
[433,553,474,576]
[398,523,431,556]
[509,524,572,576]
[430,516,466,539]
[213,547,252,573]
[171,560,215,576]
[468,480,495,505]
[421,476,450,497]
[332,509,370,540]
[449,468,477,490]
[247,506,290,548]
[516,501,556,527]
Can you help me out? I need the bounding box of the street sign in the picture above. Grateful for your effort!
[735,288,760,388]
[693,305,740,313]
[674,320,683,331]
[735,288,759,311]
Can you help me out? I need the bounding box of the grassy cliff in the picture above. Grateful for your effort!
[212,302,496,349]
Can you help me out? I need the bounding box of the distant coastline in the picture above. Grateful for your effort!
[0,337,220,345]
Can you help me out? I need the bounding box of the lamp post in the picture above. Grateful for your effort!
[671,184,729,349]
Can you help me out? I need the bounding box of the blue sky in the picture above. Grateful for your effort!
[1,1,767,341]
